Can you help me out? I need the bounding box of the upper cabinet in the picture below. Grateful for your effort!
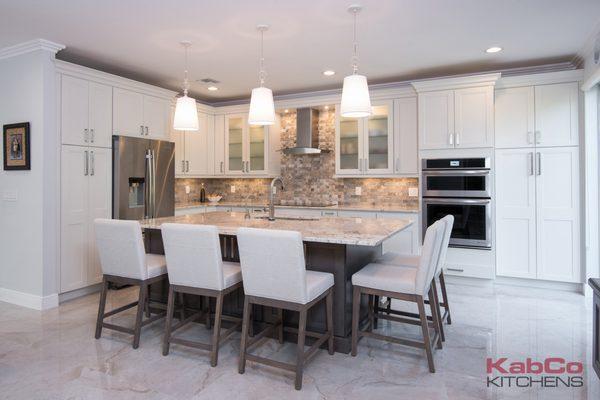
[394,97,418,175]
[417,90,455,150]
[113,88,170,140]
[495,82,579,148]
[225,113,268,175]
[172,110,216,177]
[61,75,112,148]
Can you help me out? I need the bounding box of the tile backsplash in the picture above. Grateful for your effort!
[175,109,419,210]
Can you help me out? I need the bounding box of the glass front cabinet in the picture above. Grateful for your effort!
[225,113,268,175]
[335,100,394,175]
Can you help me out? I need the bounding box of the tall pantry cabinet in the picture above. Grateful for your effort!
[495,81,581,283]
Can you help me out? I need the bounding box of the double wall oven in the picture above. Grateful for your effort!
[422,158,492,249]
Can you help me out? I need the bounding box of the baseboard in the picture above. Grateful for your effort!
[59,283,102,304]
[444,274,584,294]
[0,288,59,310]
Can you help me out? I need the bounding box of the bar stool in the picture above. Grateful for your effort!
[378,215,454,333]
[161,223,243,367]
[351,220,445,372]
[236,227,334,391]
[94,219,167,349]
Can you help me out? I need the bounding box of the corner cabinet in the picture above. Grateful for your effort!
[113,87,170,140]
[225,113,268,175]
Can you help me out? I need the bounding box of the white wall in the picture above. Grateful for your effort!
[0,49,59,308]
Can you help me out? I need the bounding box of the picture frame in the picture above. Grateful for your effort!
[3,122,30,171]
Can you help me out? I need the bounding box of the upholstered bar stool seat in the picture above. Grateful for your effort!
[352,264,418,294]
[94,219,168,349]
[161,223,243,367]
[237,228,334,391]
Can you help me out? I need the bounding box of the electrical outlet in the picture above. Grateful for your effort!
[355,186,362,196]
[230,185,236,193]
[408,187,419,197]
[272,186,277,194]
[185,185,191,194]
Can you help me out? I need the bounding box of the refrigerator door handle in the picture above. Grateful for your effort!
[84,150,89,176]
[152,149,157,218]
[145,149,152,218]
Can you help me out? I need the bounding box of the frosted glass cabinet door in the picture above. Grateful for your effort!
[366,102,393,173]
[248,125,266,173]
[336,107,362,174]
[226,115,244,174]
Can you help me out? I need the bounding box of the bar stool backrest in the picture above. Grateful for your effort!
[415,220,444,295]
[436,215,454,274]
[161,223,225,290]
[94,219,147,280]
[237,227,308,303]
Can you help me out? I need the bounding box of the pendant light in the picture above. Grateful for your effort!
[248,25,275,126]
[340,5,372,118]
[173,41,199,131]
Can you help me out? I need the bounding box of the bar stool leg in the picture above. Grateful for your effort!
[144,283,151,318]
[162,285,176,356]
[326,289,334,355]
[367,295,374,332]
[238,297,251,374]
[277,308,284,344]
[417,295,435,373]
[210,293,224,367]
[439,271,451,324]
[431,280,445,343]
[95,278,109,339]
[295,309,307,390]
[132,283,147,349]
[428,285,443,350]
[178,292,186,321]
[204,296,211,329]
[351,286,361,356]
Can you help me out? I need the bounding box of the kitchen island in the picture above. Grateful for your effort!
[140,211,412,353]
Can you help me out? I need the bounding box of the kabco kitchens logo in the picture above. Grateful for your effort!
[486,357,584,388]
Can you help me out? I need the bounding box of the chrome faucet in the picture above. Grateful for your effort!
[269,176,284,221]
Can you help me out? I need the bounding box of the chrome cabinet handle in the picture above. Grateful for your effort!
[145,126,149,136]
[447,268,464,273]
[90,129,95,143]
[84,151,89,176]
[527,131,534,144]
[455,132,460,146]
[220,161,224,173]
[140,125,144,136]
[84,128,89,143]
[186,160,190,172]
[528,152,534,176]
[181,160,186,173]
[448,133,454,146]
[396,157,400,172]
[535,131,541,144]
[90,151,95,176]
[536,152,541,175]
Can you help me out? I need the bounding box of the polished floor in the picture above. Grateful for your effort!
[1,280,599,400]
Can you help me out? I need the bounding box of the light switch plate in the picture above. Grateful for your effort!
[185,185,191,194]
[355,186,362,196]
[3,190,17,202]
[408,187,419,197]
[230,185,236,193]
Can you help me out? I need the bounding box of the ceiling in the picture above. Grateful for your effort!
[1,0,599,103]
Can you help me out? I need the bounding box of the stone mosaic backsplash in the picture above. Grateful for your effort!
[175,109,419,210]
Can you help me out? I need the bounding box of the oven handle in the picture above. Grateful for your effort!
[422,170,490,176]
[423,198,491,205]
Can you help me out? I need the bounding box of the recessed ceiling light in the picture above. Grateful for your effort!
[323,70,336,76]
[485,46,503,54]
[207,85,218,91]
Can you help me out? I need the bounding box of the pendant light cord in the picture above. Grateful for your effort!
[182,43,190,96]
[352,9,358,75]
[259,28,266,87]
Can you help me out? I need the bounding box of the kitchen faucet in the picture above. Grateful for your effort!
[269,176,284,221]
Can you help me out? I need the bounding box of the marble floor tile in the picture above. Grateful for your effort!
[1,282,599,399]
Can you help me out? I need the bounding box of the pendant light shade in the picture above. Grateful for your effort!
[341,74,371,118]
[173,41,199,131]
[248,87,275,125]
[173,94,199,130]
[340,5,372,118]
[248,25,275,126]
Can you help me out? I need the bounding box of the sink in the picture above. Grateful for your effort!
[252,215,321,221]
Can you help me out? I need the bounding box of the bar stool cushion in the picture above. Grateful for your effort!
[352,263,418,294]
[306,271,334,303]
[222,261,243,289]
[146,254,168,278]
[377,253,419,266]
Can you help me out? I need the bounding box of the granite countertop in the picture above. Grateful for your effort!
[175,201,419,213]
[140,211,413,246]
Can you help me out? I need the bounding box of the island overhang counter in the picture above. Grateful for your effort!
[140,211,413,353]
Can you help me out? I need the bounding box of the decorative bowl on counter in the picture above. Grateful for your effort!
[207,195,222,203]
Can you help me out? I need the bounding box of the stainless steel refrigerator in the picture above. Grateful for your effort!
[112,135,175,220]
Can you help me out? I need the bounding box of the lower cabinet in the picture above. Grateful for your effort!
[60,145,111,293]
[377,212,420,255]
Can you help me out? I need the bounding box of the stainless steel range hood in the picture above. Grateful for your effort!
[283,108,324,155]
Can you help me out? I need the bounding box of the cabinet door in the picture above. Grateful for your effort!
[61,75,89,146]
[336,106,363,174]
[495,86,535,148]
[534,82,579,147]
[394,97,418,175]
[185,113,209,175]
[365,101,394,174]
[213,115,226,175]
[61,146,89,292]
[418,90,455,149]
[225,114,245,174]
[88,82,113,148]
[143,95,170,139]
[454,86,493,148]
[536,147,580,282]
[169,107,186,176]
[248,124,267,174]
[113,88,144,137]
[495,149,537,279]
[87,148,111,285]
[378,212,419,255]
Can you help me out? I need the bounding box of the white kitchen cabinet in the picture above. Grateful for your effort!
[377,212,419,255]
[113,88,170,139]
[534,82,579,147]
[225,114,268,175]
[495,147,580,283]
[184,113,209,175]
[60,145,111,293]
[495,86,535,148]
[418,87,493,149]
[336,100,394,175]
[213,115,226,175]
[61,75,112,148]
[393,97,418,175]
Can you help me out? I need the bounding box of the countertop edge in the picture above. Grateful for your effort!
[175,202,420,214]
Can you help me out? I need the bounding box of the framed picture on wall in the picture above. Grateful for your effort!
[3,122,30,171]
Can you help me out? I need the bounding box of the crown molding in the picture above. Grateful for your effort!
[495,69,584,89]
[0,39,65,60]
[411,73,501,92]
